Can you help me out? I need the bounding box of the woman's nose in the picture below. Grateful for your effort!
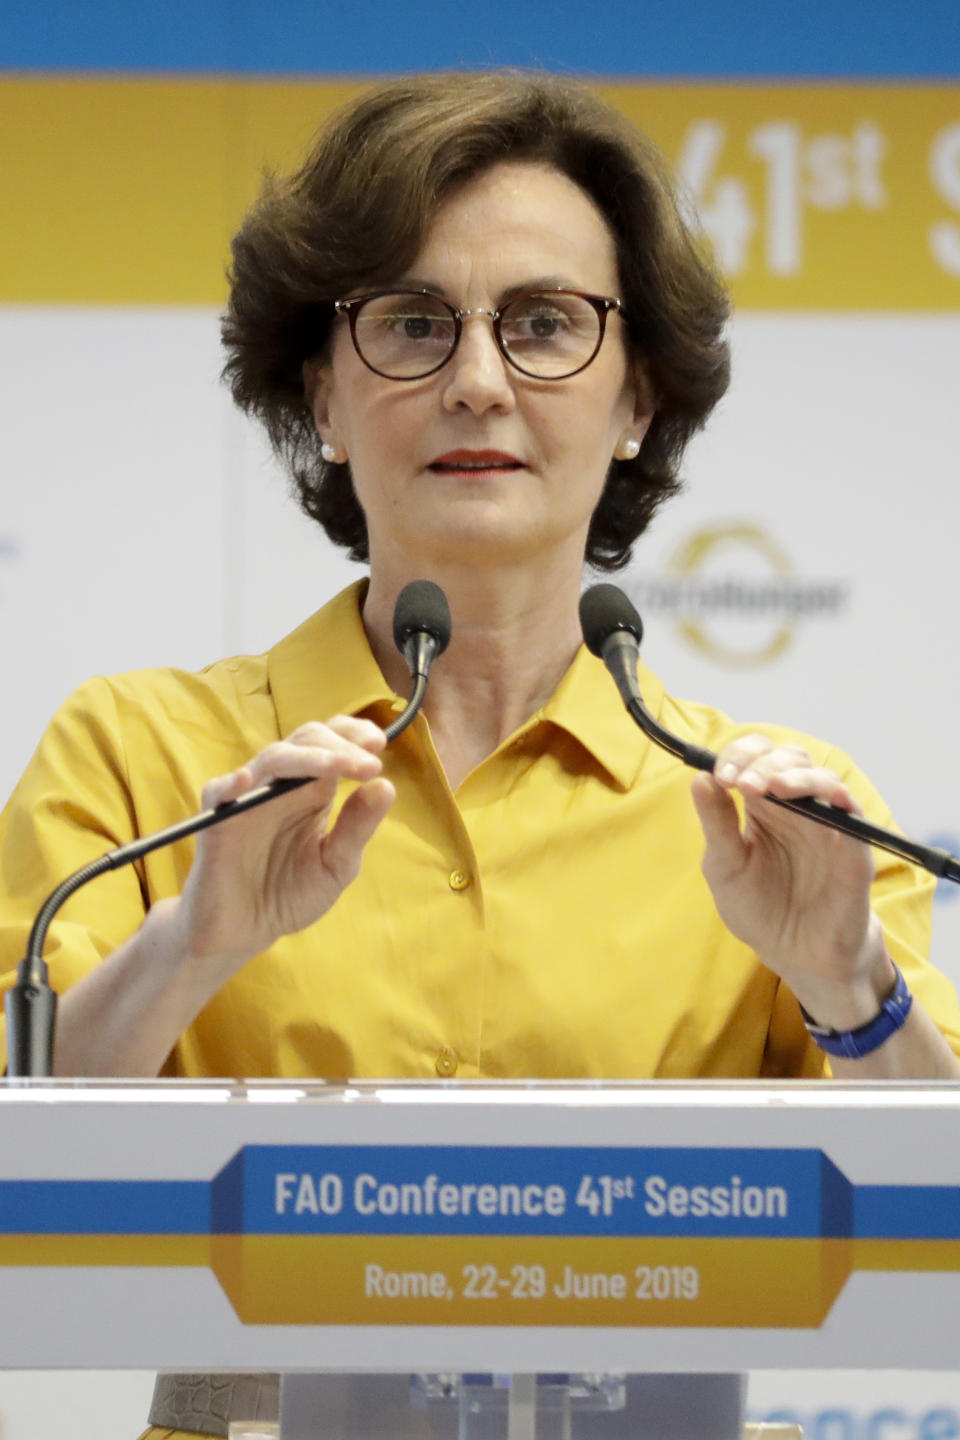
[441,313,516,415]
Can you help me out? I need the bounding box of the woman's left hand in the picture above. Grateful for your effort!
[690,734,896,1029]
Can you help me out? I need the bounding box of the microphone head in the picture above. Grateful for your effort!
[578,583,643,657]
[392,580,452,656]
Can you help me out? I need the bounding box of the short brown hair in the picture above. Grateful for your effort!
[222,71,730,569]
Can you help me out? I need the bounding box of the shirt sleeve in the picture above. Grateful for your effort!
[0,678,150,1072]
[829,740,960,1055]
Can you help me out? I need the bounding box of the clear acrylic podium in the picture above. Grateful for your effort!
[2,1077,958,1438]
[277,1370,749,1439]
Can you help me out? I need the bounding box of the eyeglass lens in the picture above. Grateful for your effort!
[351,291,604,379]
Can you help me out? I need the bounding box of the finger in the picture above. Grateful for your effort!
[290,715,388,754]
[714,734,782,786]
[200,766,255,810]
[691,772,748,887]
[244,736,383,790]
[727,741,858,812]
[758,765,861,812]
[736,772,872,877]
[319,778,396,889]
[717,743,846,802]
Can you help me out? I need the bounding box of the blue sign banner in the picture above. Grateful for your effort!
[212,1144,843,1238]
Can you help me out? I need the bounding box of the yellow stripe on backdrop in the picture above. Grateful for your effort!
[0,78,360,303]
[2,78,959,307]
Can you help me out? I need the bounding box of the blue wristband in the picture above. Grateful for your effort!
[800,962,913,1060]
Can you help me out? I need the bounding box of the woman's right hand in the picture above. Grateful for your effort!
[174,715,395,969]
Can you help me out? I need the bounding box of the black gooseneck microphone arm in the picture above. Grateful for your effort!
[579,582,960,887]
[5,580,453,1079]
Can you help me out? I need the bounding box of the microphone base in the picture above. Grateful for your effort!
[4,979,57,1078]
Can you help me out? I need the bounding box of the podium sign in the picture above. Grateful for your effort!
[1,1079,959,1371]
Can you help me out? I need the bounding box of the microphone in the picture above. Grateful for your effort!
[5,581,452,1078]
[579,582,960,886]
[390,579,452,735]
[393,578,452,673]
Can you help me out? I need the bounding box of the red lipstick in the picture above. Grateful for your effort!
[428,449,524,472]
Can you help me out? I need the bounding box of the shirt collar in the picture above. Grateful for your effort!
[267,579,662,791]
[539,640,663,791]
[268,579,401,737]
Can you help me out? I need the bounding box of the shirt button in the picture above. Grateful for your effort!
[448,868,471,891]
[435,1047,459,1077]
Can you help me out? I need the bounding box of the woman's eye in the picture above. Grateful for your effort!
[507,309,566,343]
[399,314,433,340]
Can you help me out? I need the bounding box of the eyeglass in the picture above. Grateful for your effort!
[334,288,623,381]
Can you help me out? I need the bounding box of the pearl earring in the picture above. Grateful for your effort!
[321,442,338,463]
[619,438,640,461]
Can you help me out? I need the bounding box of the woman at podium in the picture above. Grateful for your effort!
[2,71,959,1090]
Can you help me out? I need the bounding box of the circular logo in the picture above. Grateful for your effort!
[628,521,848,669]
[670,523,794,667]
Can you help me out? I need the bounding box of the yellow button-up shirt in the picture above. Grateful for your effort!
[1,582,955,1078]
